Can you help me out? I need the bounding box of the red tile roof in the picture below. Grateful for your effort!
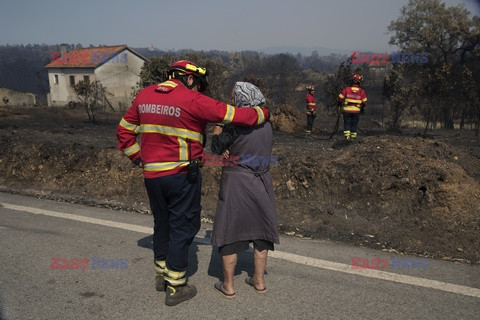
[45,45,143,68]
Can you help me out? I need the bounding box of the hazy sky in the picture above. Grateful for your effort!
[0,0,478,52]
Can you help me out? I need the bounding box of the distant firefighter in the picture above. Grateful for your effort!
[337,74,367,140]
[305,85,317,136]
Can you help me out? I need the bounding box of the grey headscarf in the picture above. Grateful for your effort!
[211,82,266,155]
[234,82,266,108]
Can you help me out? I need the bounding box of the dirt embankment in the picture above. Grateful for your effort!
[1,106,479,263]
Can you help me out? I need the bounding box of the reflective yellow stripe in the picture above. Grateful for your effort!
[140,124,203,143]
[168,286,176,295]
[362,98,367,102]
[143,161,189,172]
[253,106,265,125]
[343,106,361,112]
[338,93,345,99]
[119,118,140,133]
[178,137,188,161]
[154,260,166,268]
[155,260,166,274]
[345,98,362,104]
[165,267,187,279]
[307,103,316,106]
[185,63,207,75]
[155,266,164,274]
[221,104,235,124]
[123,143,140,156]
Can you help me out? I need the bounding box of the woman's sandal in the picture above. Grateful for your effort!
[214,282,236,299]
[245,277,267,294]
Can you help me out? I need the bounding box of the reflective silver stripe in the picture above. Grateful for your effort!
[221,104,235,124]
[178,138,188,161]
[253,106,265,125]
[143,161,189,172]
[140,124,203,143]
[123,143,140,156]
[165,267,187,279]
[164,277,186,286]
[119,118,140,133]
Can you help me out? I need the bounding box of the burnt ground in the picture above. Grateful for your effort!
[0,105,479,264]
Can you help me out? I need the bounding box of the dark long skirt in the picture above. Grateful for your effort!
[211,122,279,248]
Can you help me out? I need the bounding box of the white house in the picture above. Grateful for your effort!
[45,45,146,110]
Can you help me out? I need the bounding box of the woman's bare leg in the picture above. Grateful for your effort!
[221,253,237,294]
[252,247,268,290]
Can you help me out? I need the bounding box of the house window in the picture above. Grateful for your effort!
[70,75,75,86]
[84,75,90,82]
[54,75,59,84]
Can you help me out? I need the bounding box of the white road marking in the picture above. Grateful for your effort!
[1,202,151,233]
[268,251,480,299]
[2,201,480,299]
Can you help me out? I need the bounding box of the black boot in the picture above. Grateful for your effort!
[165,284,197,306]
[155,274,165,292]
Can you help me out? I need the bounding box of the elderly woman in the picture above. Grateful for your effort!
[211,82,279,298]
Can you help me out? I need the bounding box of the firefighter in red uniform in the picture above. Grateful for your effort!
[116,60,269,306]
[305,85,317,136]
[337,74,367,140]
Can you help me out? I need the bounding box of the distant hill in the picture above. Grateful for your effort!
[259,46,351,56]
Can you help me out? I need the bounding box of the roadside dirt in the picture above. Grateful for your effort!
[1,106,479,263]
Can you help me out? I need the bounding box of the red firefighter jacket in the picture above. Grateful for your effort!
[116,79,269,178]
[306,92,316,112]
[337,84,367,113]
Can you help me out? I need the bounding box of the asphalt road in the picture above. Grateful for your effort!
[0,192,479,320]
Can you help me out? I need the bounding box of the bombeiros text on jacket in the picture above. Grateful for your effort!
[138,104,181,117]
